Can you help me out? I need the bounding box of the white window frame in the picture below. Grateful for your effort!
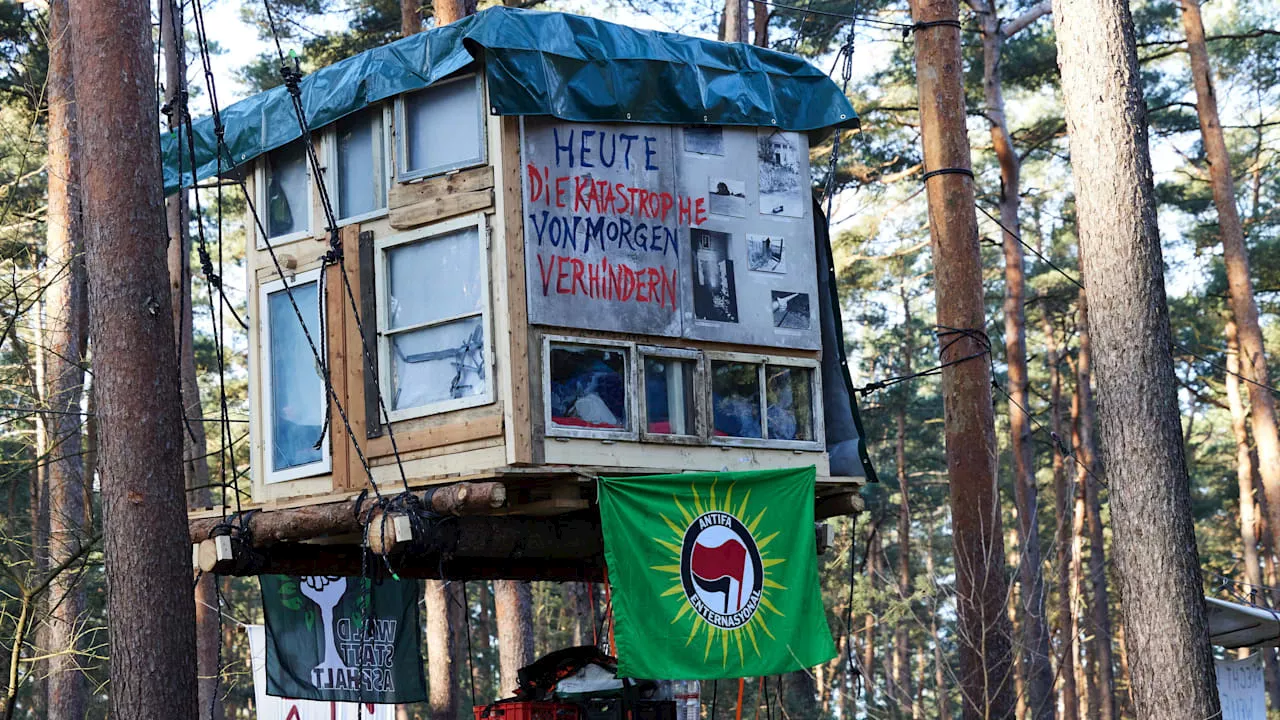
[375,212,494,422]
[255,139,317,249]
[637,345,705,445]
[258,268,332,484]
[705,352,825,451]
[394,73,488,183]
[542,335,638,441]
[762,358,825,451]
[323,104,394,227]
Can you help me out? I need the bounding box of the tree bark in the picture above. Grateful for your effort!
[893,283,913,714]
[159,1,222,716]
[752,0,768,46]
[862,526,879,711]
[909,1,1013,716]
[1074,296,1115,720]
[494,580,534,698]
[1067,372,1088,717]
[44,1,88,717]
[1179,0,1280,568]
[400,0,420,35]
[1050,1,1220,716]
[723,0,748,43]
[1225,319,1265,649]
[425,580,460,718]
[67,0,199,715]
[966,3,1054,716]
[434,0,466,26]
[1041,311,1077,720]
[925,510,952,720]
[564,582,592,646]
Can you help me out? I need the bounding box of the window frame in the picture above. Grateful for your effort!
[258,268,332,484]
[323,103,393,227]
[762,357,825,451]
[542,335,638,442]
[375,212,494,422]
[394,73,488,183]
[637,345,705,445]
[255,138,317,249]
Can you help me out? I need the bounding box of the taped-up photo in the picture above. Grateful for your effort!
[708,178,747,217]
[684,126,725,156]
[692,229,739,323]
[747,234,786,273]
[771,290,810,330]
[757,129,804,218]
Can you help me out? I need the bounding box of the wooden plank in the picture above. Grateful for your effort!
[498,116,534,465]
[326,255,348,495]
[367,414,505,458]
[388,165,495,210]
[341,225,369,490]
[368,436,504,467]
[388,188,494,230]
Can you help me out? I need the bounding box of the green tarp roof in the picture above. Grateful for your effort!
[161,6,859,195]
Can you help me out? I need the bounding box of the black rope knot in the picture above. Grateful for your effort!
[280,57,304,96]
[904,18,964,39]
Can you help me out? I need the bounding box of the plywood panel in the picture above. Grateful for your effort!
[367,414,504,458]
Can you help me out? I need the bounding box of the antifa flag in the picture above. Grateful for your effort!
[259,575,427,704]
[598,467,837,679]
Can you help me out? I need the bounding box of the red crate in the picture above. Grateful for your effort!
[474,701,582,720]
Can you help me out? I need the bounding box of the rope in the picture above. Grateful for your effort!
[855,325,991,395]
[921,167,975,182]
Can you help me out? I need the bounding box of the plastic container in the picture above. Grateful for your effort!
[672,680,700,720]
[474,701,583,720]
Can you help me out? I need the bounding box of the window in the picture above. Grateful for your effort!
[260,139,312,244]
[260,270,330,483]
[377,214,491,420]
[544,338,634,439]
[766,364,815,442]
[710,359,763,439]
[640,347,701,440]
[332,105,389,223]
[397,75,485,180]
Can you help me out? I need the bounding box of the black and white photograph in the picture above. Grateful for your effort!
[692,229,739,323]
[747,234,786,273]
[771,291,810,330]
[757,129,804,218]
[708,177,747,217]
[683,126,725,155]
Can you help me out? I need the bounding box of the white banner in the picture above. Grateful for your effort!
[246,625,396,720]
[1215,653,1266,720]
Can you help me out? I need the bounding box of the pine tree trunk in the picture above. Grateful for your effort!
[1049,1,1220,715]
[44,1,88,717]
[1041,311,1078,720]
[909,1,1014,715]
[862,528,879,711]
[970,6,1055,716]
[1226,319,1264,649]
[401,0,420,35]
[564,582,592,646]
[494,580,533,699]
[425,580,460,718]
[1067,378,1089,718]
[1178,0,1280,566]
[925,510,952,720]
[723,0,748,43]
[158,2,222,716]
[434,0,466,25]
[1073,296,1116,720]
[67,0,199,716]
[893,284,913,714]
[752,1,768,46]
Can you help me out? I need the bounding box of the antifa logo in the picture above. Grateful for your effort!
[679,512,764,629]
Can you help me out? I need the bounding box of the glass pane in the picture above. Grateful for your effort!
[337,108,385,219]
[387,227,483,329]
[549,345,628,431]
[267,281,324,472]
[711,361,761,439]
[644,356,696,435]
[390,317,486,410]
[404,79,483,175]
[265,141,309,239]
[767,366,814,441]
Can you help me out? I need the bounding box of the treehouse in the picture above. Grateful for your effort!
[166,7,873,580]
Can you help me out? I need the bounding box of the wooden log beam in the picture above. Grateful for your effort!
[233,542,606,582]
[187,481,508,544]
[815,492,866,520]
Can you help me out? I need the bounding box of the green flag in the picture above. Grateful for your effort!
[599,466,837,679]
[259,574,427,703]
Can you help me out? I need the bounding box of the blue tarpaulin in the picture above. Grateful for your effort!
[161,6,858,194]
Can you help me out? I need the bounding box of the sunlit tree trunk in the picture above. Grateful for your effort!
[44,1,88,717]
[68,0,199,714]
[723,0,748,43]
[1050,0,1220,714]
[893,282,914,714]
[494,580,534,698]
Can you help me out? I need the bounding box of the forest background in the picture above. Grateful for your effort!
[0,0,1277,718]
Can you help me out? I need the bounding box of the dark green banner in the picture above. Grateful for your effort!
[599,467,837,679]
[259,575,426,703]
